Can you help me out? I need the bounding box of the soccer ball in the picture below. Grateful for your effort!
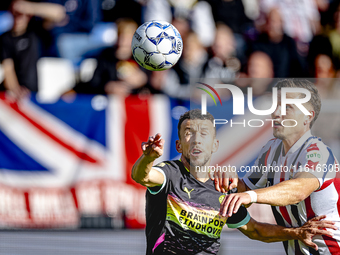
[131,20,183,71]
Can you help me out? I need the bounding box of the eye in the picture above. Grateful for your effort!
[185,130,192,136]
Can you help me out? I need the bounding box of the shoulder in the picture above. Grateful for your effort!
[153,160,181,170]
[148,160,183,195]
[302,138,334,164]
[153,160,185,177]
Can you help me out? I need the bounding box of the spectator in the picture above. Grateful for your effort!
[307,34,333,76]
[259,0,321,43]
[313,54,337,99]
[237,51,274,97]
[143,0,216,47]
[208,0,252,34]
[0,0,65,100]
[202,23,240,83]
[160,31,208,99]
[208,0,255,63]
[250,8,307,78]
[43,0,107,67]
[328,3,340,71]
[72,18,147,96]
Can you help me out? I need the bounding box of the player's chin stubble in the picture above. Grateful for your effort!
[185,155,210,168]
[273,130,286,140]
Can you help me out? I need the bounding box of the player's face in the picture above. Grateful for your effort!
[177,119,218,167]
[271,91,314,141]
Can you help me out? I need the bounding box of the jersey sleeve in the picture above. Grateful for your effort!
[243,140,276,190]
[226,206,250,229]
[147,161,178,195]
[295,142,337,189]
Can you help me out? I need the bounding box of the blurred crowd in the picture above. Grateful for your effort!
[1,0,340,100]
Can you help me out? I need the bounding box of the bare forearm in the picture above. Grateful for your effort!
[15,1,66,22]
[131,154,155,185]
[2,59,20,90]
[239,219,298,243]
[255,178,317,206]
[252,222,297,242]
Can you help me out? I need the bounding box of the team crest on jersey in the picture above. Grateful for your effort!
[306,150,322,163]
[219,195,225,204]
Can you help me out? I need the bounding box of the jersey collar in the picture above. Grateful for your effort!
[285,130,312,156]
[179,158,190,172]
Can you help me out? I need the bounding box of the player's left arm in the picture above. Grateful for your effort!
[239,215,336,250]
[220,172,319,217]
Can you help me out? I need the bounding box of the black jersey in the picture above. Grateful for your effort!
[0,30,39,92]
[145,160,250,255]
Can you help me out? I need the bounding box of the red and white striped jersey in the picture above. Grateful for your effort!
[243,130,340,255]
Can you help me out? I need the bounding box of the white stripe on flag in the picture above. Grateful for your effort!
[148,95,171,165]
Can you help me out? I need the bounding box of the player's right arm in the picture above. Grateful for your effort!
[131,133,165,188]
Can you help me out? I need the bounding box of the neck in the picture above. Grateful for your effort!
[180,155,210,182]
[269,33,283,43]
[12,29,26,37]
[282,129,309,155]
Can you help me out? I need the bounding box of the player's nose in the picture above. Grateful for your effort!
[272,104,282,118]
[191,132,201,144]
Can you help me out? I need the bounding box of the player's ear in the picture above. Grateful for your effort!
[176,140,182,153]
[212,139,219,153]
[304,110,315,126]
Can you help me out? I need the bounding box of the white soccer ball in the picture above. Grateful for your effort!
[131,20,183,71]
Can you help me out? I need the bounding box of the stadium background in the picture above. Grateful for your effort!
[1,0,340,254]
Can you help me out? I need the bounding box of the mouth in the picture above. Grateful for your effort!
[191,148,202,156]
[273,120,282,128]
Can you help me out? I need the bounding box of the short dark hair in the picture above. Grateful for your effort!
[275,79,321,128]
[177,109,216,139]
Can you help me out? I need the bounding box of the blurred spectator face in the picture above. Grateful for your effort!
[116,19,138,60]
[315,0,329,12]
[315,54,334,78]
[248,51,274,79]
[11,0,32,35]
[212,24,235,61]
[182,32,204,65]
[266,8,283,40]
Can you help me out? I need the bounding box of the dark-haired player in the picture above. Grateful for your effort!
[219,79,340,254]
[132,109,336,255]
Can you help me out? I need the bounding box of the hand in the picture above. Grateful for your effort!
[295,215,337,251]
[210,166,238,193]
[141,133,164,161]
[6,86,30,102]
[220,192,252,217]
